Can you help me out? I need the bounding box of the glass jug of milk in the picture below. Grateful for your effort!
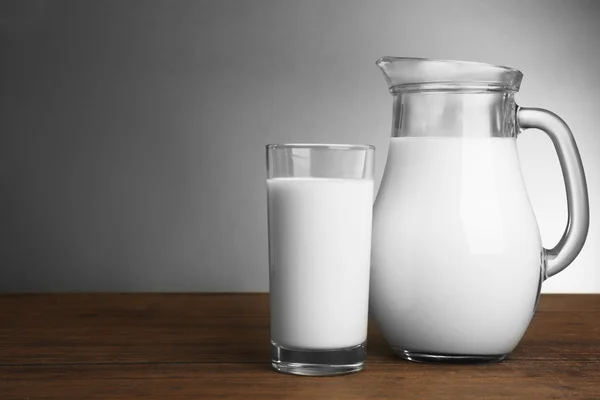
[370,57,590,363]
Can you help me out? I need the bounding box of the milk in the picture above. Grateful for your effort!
[370,137,543,356]
[268,177,374,350]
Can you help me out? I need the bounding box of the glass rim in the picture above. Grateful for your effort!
[266,143,375,151]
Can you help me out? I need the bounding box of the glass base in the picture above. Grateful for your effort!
[271,341,365,376]
[394,349,508,364]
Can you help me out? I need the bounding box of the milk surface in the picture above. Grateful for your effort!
[268,178,374,350]
[371,137,543,355]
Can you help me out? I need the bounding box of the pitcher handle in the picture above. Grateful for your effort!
[516,107,590,279]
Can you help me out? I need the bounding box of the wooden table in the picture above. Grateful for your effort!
[1,294,599,399]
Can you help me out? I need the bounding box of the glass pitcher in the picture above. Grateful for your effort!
[370,57,589,363]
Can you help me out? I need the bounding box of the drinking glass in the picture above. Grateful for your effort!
[266,143,375,376]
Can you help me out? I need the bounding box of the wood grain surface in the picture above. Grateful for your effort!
[1,294,599,399]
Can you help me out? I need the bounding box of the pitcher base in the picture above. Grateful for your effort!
[395,349,508,364]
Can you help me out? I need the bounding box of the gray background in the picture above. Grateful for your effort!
[1,0,598,292]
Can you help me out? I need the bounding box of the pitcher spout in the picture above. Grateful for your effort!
[375,56,396,91]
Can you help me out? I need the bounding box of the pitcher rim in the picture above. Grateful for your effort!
[376,57,522,74]
[376,56,524,93]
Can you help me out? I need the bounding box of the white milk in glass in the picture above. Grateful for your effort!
[268,177,374,350]
[371,137,543,355]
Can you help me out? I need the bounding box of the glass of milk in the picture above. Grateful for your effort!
[266,143,375,376]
